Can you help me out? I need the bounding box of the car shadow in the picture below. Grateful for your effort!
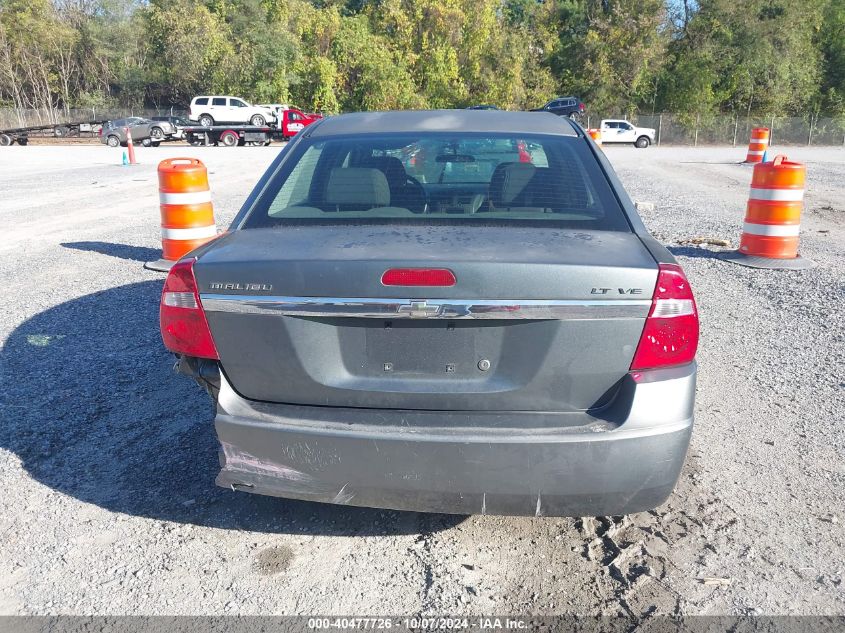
[61,241,161,263]
[667,245,730,260]
[0,281,463,536]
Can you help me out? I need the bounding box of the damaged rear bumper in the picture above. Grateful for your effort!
[211,363,695,517]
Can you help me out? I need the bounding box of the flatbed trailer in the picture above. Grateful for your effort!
[183,125,283,147]
[0,120,106,146]
[182,107,323,146]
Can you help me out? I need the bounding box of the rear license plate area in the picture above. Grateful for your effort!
[365,321,477,375]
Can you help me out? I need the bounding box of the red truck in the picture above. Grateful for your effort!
[271,107,323,138]
[183,107,322,147]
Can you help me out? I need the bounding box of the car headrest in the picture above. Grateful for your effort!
[325,168,390,207]
[489,163,536,207]
[359,156,407,184]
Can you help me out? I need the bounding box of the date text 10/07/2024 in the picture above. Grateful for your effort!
[307,618,529,630]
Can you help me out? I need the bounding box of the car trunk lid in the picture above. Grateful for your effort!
[195,225,657,412]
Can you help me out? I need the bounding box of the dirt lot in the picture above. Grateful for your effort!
[0,143,843,617]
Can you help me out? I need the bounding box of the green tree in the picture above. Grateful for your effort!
[659,0,825,116]
[0,0,79,117]
[817,0,845,115]
[1,0,843,121]
[330,12,422,110]
[549,0,668,115]
[144,0,236,104]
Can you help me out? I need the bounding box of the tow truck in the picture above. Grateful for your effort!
[183,107,322,147]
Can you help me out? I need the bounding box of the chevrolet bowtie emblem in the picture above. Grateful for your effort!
[398,300,442,318]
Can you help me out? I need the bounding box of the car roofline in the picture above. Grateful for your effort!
[307,109,579,138]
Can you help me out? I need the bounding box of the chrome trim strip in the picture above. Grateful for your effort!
[199,294,651,320]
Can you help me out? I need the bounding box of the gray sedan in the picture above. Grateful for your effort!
[99,117,176,147]
[158,110,699,517]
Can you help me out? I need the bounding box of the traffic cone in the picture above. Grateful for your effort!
[145,158,218,272]
[125,127,137,165]
[719,155,814,270]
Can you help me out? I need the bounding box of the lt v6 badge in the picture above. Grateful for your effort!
[591,287,644,295]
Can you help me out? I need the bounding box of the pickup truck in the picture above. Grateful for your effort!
[600,119,656,148]
[276,108,322,138]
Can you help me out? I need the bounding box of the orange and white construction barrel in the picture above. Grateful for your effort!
[144,158,218,272]
[720,155,813,269]
[587,128,602,148]
[744,127,769,164]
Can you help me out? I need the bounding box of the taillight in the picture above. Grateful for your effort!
[381,268,456,287]
[579,103,585,111]
[630,263,698,371]
[160,259,219,359]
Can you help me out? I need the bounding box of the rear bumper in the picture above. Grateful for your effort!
[213,363,695,516]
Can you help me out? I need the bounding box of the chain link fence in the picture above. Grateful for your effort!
[583,113,845,146]
[0,107,187,130]
[2,107,845,146]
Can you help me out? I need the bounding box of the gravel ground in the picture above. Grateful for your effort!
[0,144,843,617]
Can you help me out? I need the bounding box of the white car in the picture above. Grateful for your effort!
[189,96,276,127]
[258,103,290,118]
[600,119,656,148]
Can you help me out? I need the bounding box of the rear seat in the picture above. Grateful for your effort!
[488,162,589,212]
[269,167,416,217]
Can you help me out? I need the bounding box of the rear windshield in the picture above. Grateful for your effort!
[242,133,629,231]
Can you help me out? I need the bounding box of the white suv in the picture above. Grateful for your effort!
[600,119,656,148]
[189,96,276,127]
